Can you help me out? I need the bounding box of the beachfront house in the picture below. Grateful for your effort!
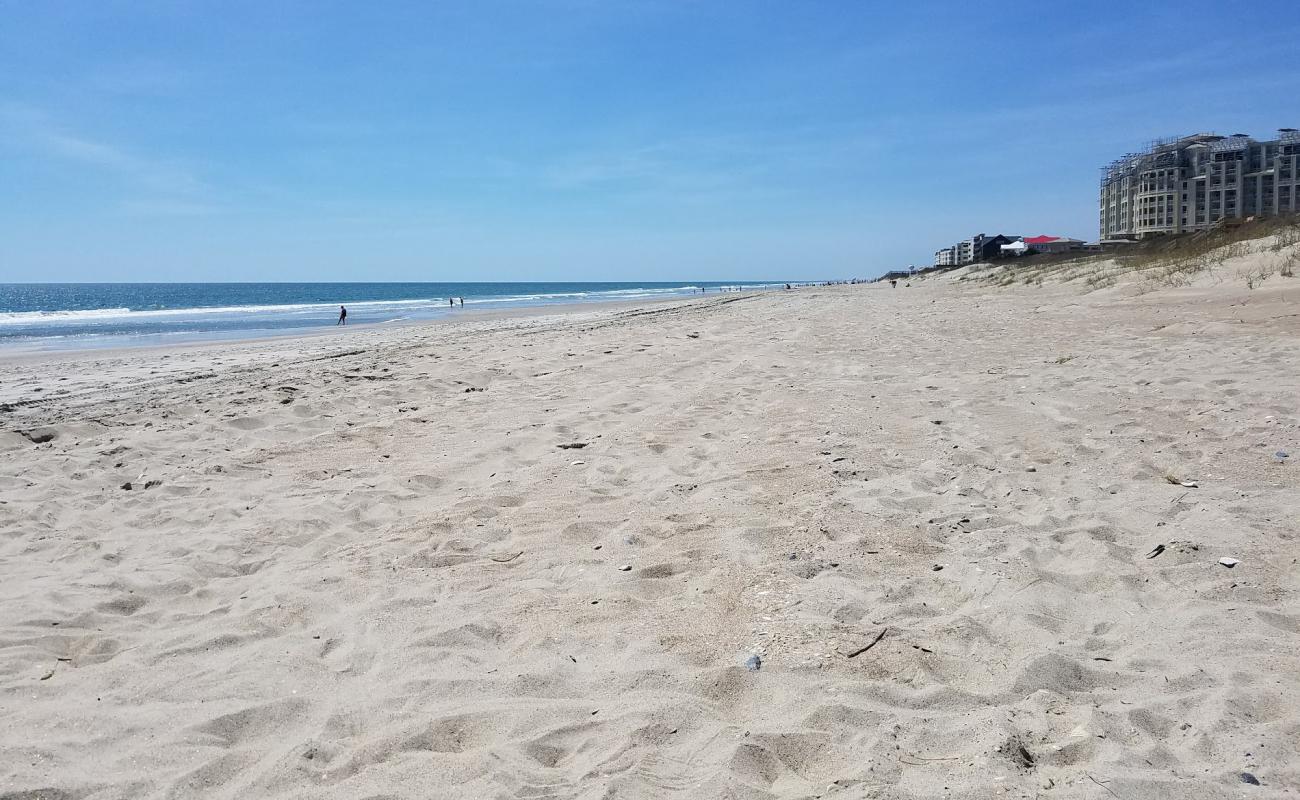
[972,234,1018,261]
[929,232,1029,269]
[1023,235,1086,254]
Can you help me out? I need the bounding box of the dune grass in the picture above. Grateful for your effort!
[959,215,1300,292]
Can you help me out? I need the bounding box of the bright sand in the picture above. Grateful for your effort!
[2,275,1298,798]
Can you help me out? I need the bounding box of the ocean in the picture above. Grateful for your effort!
[0,282,785,351]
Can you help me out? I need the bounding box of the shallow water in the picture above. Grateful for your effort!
[0,281,782,350]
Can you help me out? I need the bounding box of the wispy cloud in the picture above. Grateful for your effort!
[0,103,215,212]
[1071,26,1300,88]
[89,60,193,97]
[534,126,888,206]
[542,143,742,192]
[117,199,224,217]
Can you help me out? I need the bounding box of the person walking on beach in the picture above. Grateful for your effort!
[337,305,347,325]
[458,297,464,307]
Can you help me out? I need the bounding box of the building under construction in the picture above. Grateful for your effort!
[1099,129,1300,239]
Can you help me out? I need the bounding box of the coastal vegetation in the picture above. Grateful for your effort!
[956,214,1300,292]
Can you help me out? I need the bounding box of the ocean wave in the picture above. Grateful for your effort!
[0,307,133,324]
[0,284,791,330]
[0,287,712,324]
[0,297,455,325]
[460,286,737,304]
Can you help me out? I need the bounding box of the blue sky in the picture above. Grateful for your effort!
[2,1,1298,282]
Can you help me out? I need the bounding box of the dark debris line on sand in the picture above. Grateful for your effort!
[845,627,889,659]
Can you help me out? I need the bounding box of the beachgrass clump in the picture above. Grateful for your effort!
[959,214,1300,293]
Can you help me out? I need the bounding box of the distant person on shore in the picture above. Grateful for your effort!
[337,305,347,325]
[890,279,897,288]
[449,298,454,307]
[458,297,464,307]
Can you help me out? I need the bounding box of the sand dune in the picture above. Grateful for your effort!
[2,281,1298,798]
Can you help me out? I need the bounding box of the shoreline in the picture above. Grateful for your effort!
[0,284,794,358]
[0,288,802,410]
[0,290,746,368]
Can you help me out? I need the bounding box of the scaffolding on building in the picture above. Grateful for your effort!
[1098,128,1300,240]
[1209,135,1251,153]
[1099,133,1225,187]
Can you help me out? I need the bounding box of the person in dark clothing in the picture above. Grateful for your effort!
[337,305,347,325]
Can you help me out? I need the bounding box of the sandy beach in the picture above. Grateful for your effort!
[3,276,1298,798]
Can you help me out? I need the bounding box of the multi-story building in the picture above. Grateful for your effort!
[933,234,1022,267]
[1100,129,1300,239]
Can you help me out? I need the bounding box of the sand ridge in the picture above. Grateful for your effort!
[1,282,1298,798]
